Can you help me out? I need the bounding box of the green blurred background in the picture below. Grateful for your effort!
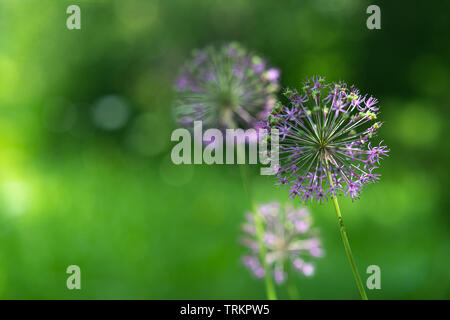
[0,0,449,299]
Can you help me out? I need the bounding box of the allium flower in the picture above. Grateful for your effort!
[174,42,280,138]
[241,202,323,284]
[263,76,389,202]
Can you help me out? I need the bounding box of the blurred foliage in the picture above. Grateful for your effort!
[0,0,449,299]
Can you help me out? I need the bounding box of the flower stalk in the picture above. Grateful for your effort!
[286,264,300,300]
[239,165,277,300]
[326,170,368,300]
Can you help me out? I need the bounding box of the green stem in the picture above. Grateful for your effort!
[286,266,300,300]
[326,171,368,300]
[287,281,300,300]
[239,165,277,300]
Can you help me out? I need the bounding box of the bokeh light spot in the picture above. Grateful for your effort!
[126,112,170,156]
[92,95,130,131]
[393,102,442,148]
[2,180,30,216]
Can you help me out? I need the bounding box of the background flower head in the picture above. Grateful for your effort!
[263,76,389,203]
[174,42,280,138]
[241,202,323,284]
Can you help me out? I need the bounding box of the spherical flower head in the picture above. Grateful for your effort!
[241,202,323,285]
[173,43,280,140]
[263,76,389,203]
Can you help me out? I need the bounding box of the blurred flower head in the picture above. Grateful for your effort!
[241,202,323,284]
[263,76,389,203]
[173,42,280,136]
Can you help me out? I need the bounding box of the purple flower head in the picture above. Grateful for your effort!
[173,43,280,134]
[241,202,323,284]
[263,76,389,202]
[264,68,281,83]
